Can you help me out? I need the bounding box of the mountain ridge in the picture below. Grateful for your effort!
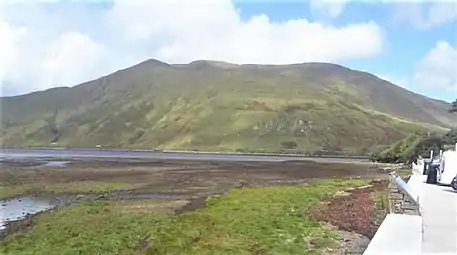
[3,59,452,104]
[1,59,455,153]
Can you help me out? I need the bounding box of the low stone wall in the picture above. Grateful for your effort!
[388,175,420,215]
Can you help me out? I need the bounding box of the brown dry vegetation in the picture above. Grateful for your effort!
[0,159,379,199]
[308,180,389,239]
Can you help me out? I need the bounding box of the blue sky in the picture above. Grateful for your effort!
[235,1,457,101]
[0,0,456,101]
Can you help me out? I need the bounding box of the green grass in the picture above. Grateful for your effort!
[373,190,389,212]
[0,181,138,199]
[0,186,26,200]
[372,189,389,229]
[1,178,369,255]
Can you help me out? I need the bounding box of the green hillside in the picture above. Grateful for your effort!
[1,60,456,154]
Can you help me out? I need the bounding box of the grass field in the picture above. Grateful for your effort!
[1,179,369,255]
[0,159,394,254]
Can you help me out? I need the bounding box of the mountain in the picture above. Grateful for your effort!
[1,59,456,154]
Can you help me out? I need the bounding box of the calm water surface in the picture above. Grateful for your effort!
[0,148,367,163]
[0,197,56,229]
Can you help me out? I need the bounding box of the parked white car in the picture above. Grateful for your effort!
[451,174,457,190]
[437,151,457,186]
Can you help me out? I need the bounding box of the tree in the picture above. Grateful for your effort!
[370,132,444,163]
[450,99,457,113]
[443,128,457,145]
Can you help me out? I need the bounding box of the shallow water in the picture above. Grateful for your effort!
[0,148,367,163]
[0,193,183,230]
[42,161,69,167]
[0,197,56,229]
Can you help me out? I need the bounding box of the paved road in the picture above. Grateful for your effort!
[0,148,368,163]
[421,183,457,253]
[365,173,457,254]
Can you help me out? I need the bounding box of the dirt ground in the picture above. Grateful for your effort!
[0,159,381,197]
[308,179,389,254]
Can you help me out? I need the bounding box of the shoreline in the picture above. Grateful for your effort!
[0,179,388,254]
[0,147,370,160]
[0,156,387,253]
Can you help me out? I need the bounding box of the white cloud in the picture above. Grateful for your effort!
[309,0,348,19]
[0,0,384,96]
[107,0,383,64]
[41,31,107,88]
[414,41,457,92]
[0,20,27,81]
[392,1,457,29]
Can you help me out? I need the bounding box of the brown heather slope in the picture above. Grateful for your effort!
[0,60,455,153]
